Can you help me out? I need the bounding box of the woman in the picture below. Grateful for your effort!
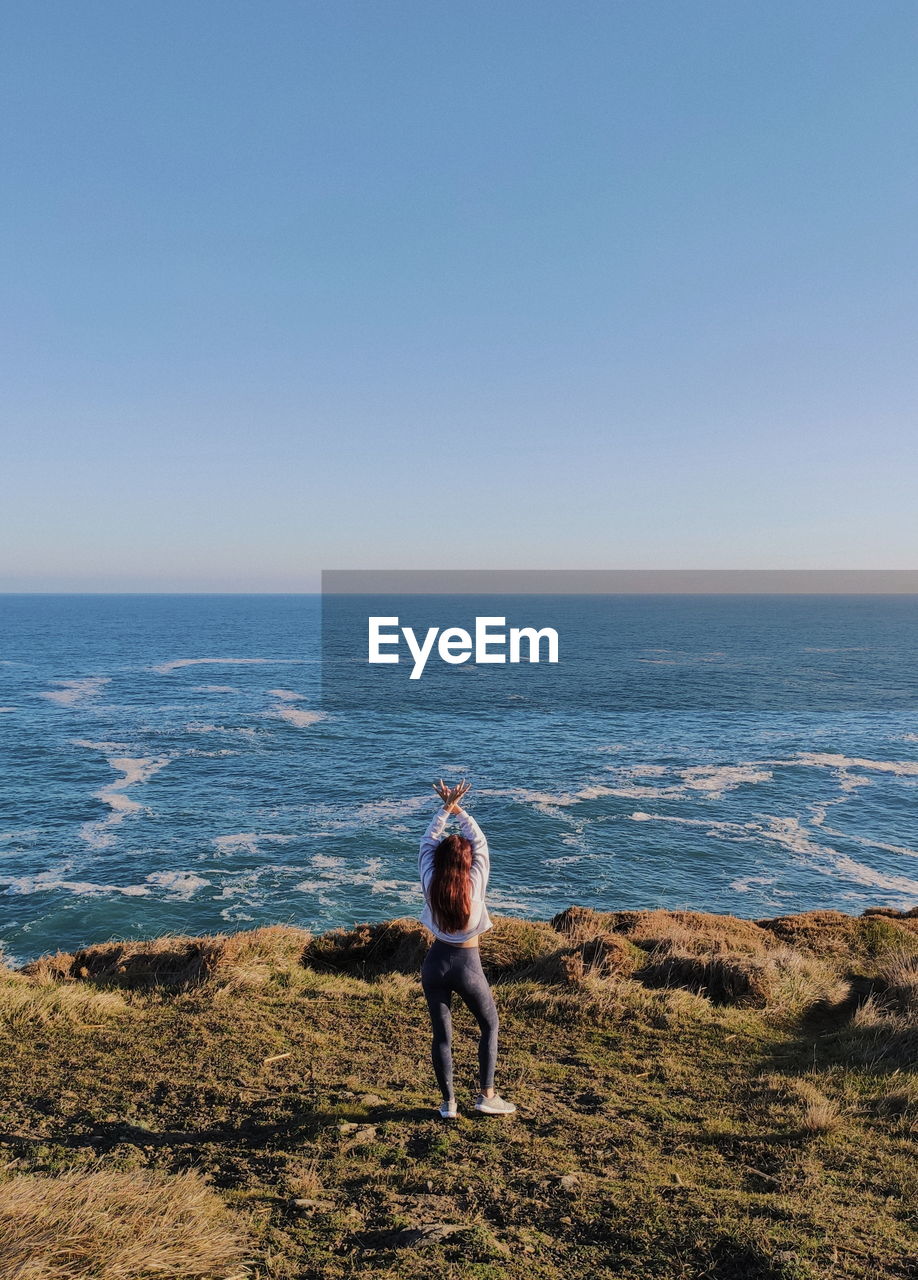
[418,778,516,1119]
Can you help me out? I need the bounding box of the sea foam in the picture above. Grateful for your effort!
[269,705,325,728]
[144,871,211,899]
[0,871,152,898]
[629,810,918,900]
[213,832,298,857]
[154,657,309,675]
[39,677,110,706]
[79,755,170,850]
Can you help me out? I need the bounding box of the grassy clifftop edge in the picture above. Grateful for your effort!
[1,905,917,1280]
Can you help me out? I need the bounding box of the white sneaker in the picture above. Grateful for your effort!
[438,1098,458,1119]
[474,1093,517,1115]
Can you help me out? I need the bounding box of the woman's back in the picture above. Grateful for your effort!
[418,803,492,944]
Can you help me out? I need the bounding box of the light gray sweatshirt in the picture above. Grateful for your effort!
[418,806,493,943]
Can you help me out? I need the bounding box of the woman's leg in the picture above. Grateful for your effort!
[454,952,499,1094]
[420,944,455,1100]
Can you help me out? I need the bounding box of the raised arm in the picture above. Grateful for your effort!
[419,805,450,886]
[456,805,490,895]
[421,778,489,895]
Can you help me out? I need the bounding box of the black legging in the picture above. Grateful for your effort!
[420,938,499,1099]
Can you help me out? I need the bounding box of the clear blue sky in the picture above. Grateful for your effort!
[2,2,916,590]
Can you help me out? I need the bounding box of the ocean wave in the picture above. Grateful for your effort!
[807,823,918,859]
[480,787,587,810]
[629,812,752,834]
[268,688,305,701]
[789,752,918,777]
[629,811,918,899]
[801,646,870,653]
[299,796,433,838]
[267,702,325,728]
[486,891,533,912]
[79,756,170,850]
[184,722,258,737]
[212,867,293,901]
[191,685,239,693]
[39,677,110,706]
[595,762,773,800]
[729,875,777,892]
[143,871,211,899]
[671,764,773,795]
[491,751,918,817]
[295,853,421,904]
[205,860,423,912]
[213,832,298,857]
[2,866,258,904]
[0,828,40,845]
[311,853,345,869]
[0,871,152,898]
[0,706,16,713]
[810,850,918,896]
[485,763,772,809]
[637,650,727,665]
[154,657,308,675]
[354,796,432,824]
[291,879,334,896]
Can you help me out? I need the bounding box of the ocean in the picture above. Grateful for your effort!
[1,593,916,964]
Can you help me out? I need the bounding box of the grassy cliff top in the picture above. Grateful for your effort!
[1,904,917,1280]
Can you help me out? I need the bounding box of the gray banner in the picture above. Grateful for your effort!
[322,569,918,594]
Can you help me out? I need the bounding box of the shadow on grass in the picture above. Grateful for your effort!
[764,974,917,1079]
[0,1100,448,1159]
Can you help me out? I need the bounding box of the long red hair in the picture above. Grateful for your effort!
[429,834,473,933]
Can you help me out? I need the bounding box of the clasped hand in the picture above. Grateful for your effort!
[432,777,471,813]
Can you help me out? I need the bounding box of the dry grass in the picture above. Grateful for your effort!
[818,988,918,1074]
[799,1097,842,1134]
[787,1078,844,1134]
[499,966,713,1030]
[302,915,569,980]
[303,913,644,988]
[635,944,847,1014]
[22,926,312,992]
[840,950,918,1043]
[0,1167,249,1279]
[303,917,433,976]
[553,906,780,956]
[23,936,226,988]
[873,1077,918,1125]
[874,948,918,1017]
[760,1073,845,1136]
[850,992,896,1029]
[755,909,918,969]
[479,917,564,975]
[550,934,642,985]
[282,1153,325,1200]
[0,972,128,1031]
